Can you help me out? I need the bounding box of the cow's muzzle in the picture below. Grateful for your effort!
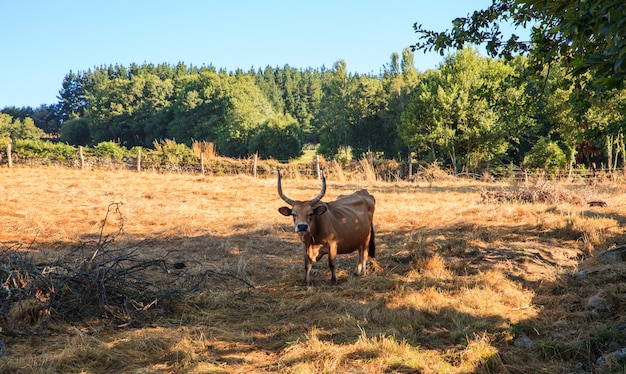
[295,223,310,233]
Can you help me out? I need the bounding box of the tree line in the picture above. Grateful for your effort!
[2,0,626,175]
[410,0,626,175]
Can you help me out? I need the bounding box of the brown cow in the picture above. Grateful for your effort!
[277,169,376,285]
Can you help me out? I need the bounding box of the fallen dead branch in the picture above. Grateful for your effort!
[0,203,254,337]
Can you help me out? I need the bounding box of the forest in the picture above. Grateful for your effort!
[2,0,625,175]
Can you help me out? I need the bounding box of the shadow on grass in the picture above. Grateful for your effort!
[5,204,626,373]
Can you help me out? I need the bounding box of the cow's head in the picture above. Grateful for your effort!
[277,169,327,234]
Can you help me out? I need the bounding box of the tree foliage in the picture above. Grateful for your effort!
[400,48,523,173]
[522,136,567,170]
[1,105,61,135]
[411,1,626,171]
[60,118,91,146]
[3,36,626,173]
[411,0,626,91]
[0,113,45,143]
[248,114,303,160]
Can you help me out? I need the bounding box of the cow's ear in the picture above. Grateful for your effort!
[313,205,327,216]
[278,206,292,216]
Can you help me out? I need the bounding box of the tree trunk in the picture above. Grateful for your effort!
[606,135,613,176]
[448,145,458,175]
[620,132,626,178]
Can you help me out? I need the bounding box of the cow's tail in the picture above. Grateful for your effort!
[368,224,376,259]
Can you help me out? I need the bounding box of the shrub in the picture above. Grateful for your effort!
[0,136,10,149]
[13,139,50,159]
[248,122,303,160]
[51,142,80,161]
[152,139,197,167]
[522,137,567,171]
[13,139,79,162]
[92,141,127,160]
[60,118,91,146]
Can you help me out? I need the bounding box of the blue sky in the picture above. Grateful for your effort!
[0,0,524,109]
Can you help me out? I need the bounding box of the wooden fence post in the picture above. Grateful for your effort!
[200,152,205,175]
[316,154,321,179]
[7,143,12,168]
[79,146,85,169]
[137,149,141,172]
[253,152,258,178]
[408,154,413,181]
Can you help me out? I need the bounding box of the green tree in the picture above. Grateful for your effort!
[399,48,513,173]
[32,104,62,135]
[538,66,581,175]
[212,74,275,157]
[248,114,303,160]
[163,69,276,157]
[578,89,626,171]
[522,136,567,171]
[399,70,447,162]
[57,70,87,121]
[488,56,540,165]
[254,66,323,144]
[2,105,62,136]
[1,106,34,123]
[0,113,45,142]
[166,71,216,143]
[348,75,386,158]
[255,66,285,113]
[315,60,356,160]
[60,118,91,146]
[379,49,421,158]
[86,72,174,146]
[411,0,626,91]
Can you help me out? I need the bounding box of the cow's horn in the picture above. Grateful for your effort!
[310,169,326,204]
[277,169,295,205]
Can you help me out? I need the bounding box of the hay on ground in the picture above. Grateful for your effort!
[481,179,586,205]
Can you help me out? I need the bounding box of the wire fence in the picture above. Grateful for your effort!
[2,143,625,182]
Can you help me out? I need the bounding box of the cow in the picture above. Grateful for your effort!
[277,169,376,285]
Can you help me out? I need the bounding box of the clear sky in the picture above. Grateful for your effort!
[0,0,520,109]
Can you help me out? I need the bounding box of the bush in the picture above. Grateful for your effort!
[522,137,567,171]
[92,141,127,160]
[13,139,79,162]
[51,142,80,161]
[248,122,303,160]
[0,136,10,149]
[60,118,91,146]
[152,139,198,167]
[13,139,49,159]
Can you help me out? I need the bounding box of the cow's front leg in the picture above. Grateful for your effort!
[328,246,338,284]
[304,254,313,285]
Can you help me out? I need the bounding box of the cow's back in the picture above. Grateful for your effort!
[315,190,375,254]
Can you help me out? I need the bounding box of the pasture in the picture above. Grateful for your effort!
[1,166,625,373]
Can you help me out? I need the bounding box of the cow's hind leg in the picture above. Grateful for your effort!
[354,234,371,276]
[354,246,366,276]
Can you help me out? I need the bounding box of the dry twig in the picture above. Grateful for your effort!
[0,203,254,337]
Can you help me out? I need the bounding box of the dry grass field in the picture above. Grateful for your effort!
[1,166,626,373]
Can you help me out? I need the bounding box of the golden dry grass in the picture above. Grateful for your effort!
[1,166,626,373]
